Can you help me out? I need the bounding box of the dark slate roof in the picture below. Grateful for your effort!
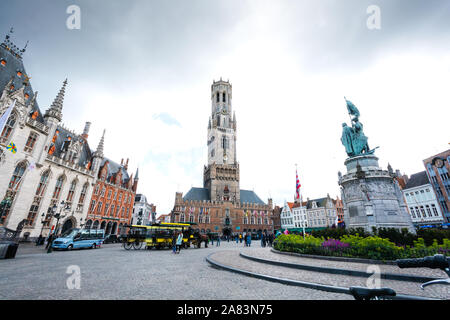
[182,187,266,205]
[101,157,131,187]
[0,41,44,123]
[183,187,210,202]
[52,126,93,167]
[240,189,265,205]
[404,171,429,189]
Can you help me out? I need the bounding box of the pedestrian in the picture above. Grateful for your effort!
[216,234,221,247]
[239,233,243,244]
[45,233,53,249]
[172,232,177,254]
[246,233,251,247]
[235,234,239,244]
[243,232,247,247]
[36,234,43,246]
[176,231,183,253]
[261,233,266,247]
[210,234,214,246]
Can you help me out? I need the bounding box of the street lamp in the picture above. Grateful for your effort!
[46,201,69,253]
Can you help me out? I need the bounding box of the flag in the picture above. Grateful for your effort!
[296,169,301,201]
[6,142,17,153]
[0,100,16,134]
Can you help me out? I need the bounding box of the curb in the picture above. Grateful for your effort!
[240,252,438,283]
[205,253,436,300]
[271,248,397,265]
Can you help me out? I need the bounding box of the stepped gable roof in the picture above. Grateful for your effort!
[404,171,429,189]
[182,187,266,205]
[52,125,93,167]
[100,157,131,187]
[0,37,43,123]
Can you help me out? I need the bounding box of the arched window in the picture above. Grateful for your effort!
[52,175,65,200]
[77,182,89,211]
[0,161,27,224]
[24,132,39,153]
[0,112,17,144]
[26,170,50,226]
[223,92,226,103]
[216,93,220,103]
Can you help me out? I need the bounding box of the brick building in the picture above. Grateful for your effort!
[85,154,138,236]
[423,149,450,223]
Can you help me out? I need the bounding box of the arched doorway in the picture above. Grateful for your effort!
[106,221,112,235]
[85,220,93,229]
[93,220,99,229]
[100,221,106,230]
[112,222,117,235]
[61,218,74,234]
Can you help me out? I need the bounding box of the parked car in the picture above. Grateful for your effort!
[103,234,119,244]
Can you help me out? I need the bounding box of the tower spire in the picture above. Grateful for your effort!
[96,129,105,156]
[44,79,67,121]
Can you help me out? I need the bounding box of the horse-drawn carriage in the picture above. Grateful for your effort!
[122,222,208,250]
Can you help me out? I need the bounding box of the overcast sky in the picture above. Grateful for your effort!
[2,0,450,216]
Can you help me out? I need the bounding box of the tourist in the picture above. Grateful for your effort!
[239,233,243,244]
[172,232,177,254]
[246,233,252,247]
[176,232,183,254]
[216,234,221,247]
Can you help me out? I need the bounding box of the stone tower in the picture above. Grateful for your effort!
[203,79,240,203]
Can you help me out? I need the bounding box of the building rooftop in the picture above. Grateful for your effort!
[404,171,429,189]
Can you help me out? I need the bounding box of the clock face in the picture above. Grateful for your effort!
[434,158,444,168]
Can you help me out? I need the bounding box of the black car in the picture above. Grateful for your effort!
[103,234,119,244]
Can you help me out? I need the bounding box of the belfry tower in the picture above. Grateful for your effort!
[203,79,240,203]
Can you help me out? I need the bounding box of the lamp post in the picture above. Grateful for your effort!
[46,201,69,253]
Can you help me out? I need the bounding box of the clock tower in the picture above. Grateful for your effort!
[203,79,240,203]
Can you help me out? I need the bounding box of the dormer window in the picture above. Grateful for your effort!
[17,70,22,77]
[0,59,6,66]
[25,93,30,100]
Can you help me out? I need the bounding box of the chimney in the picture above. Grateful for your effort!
[81,122,91,139]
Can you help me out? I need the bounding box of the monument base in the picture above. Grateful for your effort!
[339,155,416,234]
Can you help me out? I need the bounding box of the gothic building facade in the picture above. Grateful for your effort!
[171,79,274,237]
[0,31,136,239]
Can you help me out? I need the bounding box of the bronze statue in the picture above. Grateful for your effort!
[341,98,376,157]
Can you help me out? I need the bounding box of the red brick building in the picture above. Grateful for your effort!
[423,149,450,223]
[85,157,138,235]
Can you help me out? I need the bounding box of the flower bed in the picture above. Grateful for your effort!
[273,234,449,261]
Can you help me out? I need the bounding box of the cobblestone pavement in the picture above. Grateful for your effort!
[250,249,446,278]
[0,242,351,300]
[209,249,449,300]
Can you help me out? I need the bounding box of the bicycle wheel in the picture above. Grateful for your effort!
[133,241,143,250]
[123,241,133,250]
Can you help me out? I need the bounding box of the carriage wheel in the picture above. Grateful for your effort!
[133,241,143,250]
[123,241,133,250]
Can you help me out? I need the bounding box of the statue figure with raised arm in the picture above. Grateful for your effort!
[340,98,376,157]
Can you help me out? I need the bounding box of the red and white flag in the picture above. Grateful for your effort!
[296,169,301,201]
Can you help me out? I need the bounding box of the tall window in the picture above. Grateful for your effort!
[0,113,16,143]
[222,136,228,149]
[52,176,65,200]
[110,205,115,217]
[180,214,185,223]
[77,183,89,211]
[107,190,112,199]
[104,204,110,216]
[89,200,96,213]
[66,180,77,203]
[97,201,103,213]
[223,92,226,103]
[425,205,432,217]
[189,215,194,223]
[26,170,50,226]
[431,204,438,216]
[24,132,38,153]
[1,161,26,224]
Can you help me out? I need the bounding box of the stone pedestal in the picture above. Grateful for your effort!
[339,155,415,234]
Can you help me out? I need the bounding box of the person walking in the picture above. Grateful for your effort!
[216,234,221,247]
[172,232,177,254]
[246,233,252,247]
[261,233,265,247]
[239,233,243,244]
[176,232,183,254]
